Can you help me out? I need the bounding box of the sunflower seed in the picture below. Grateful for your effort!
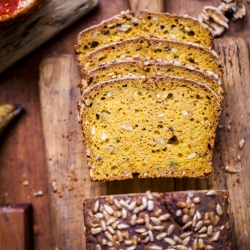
[95,245,101,250]
[107,217,117,226]
[182,236,190,246]
[167,224,175,235]
[122,208,127,219]
[130,214,137,226]
[198,226,207,233]
[215,215,220,225]
[180,232,191,239]
[140,232,148,239]
[155,209,163,217]
[133,206,141,214]
[156,232,167,241]
[159,213,170,221]
[107,226,115,235]
[193,197,200,203]
[186,197,191,208]
[149,230,154,242]
[239,139,245,149]
[176,209,182,217]
[173,235,183,244]
[135,227,147,233]
[182,214,189,223]
[207,225,213,236]
[190,204,196,216]
[176,245,188,250]
[120,199,128,208]
[194,221,203,231]
[128,201,137,211]
[196,211,201,220]
[104,204,114,215]
[164,238,176,246]
[150,217,162,225]
[216,204,223,216]
[91,227,101,235]
[117,223,129,230]
[147,200,154,211]
[192,215,197,227]
[144,214,150,225]
[220,225,225,230]
[124,240,133,246]
[114,199,122,210]
[182,221,192,229]
[126,247,136,250]
[142,236,149,244]
[187,152,196,159]
[100,220,106,231]
[150,246,163,250]
[146,190,153,200]
[92,200,99,214]
[153,225,164,231]
[116,230,123,242]
[206,190,216,196]
[107,241,113,247]
[142,196,148,207]
[211,231,220,241]
[192,239,198,250]
[199,233,208,238]
[188,190,194,198]
[94,213,103,219]
[111,220,120,229]
[177,201,187,208]
[136,218,145,224]
[198,238,204,248]
[203,219,211,226]
[101,238,107,246]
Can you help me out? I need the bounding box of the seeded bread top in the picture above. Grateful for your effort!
[83,190,232,250]
[80,37,222,78]
[75,9,213,62]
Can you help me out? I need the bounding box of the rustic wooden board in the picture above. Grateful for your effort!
[39,55,106,249]
[0,203,32,250]
[39,37,250,249]
[210,37,250,250]
[0,0,98,74]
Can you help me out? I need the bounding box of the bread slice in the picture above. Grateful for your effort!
[75,10,213,62]
[83,190,232,249]
[80,37,222,79]
[78,76,222,182]
[0,0,44,26]
[80,60,223,99]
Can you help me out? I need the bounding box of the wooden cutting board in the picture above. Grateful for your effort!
[0,0,98,74]
[39,37,250,249]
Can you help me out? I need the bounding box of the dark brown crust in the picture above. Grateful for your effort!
[81,59,224,99]
[78,76,222,182]
[83,190,232,249]
[78,37,222,78]
[138,10,214,47]
[0,0,44,26]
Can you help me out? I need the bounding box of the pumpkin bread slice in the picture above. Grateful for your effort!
[75,10,213,63]
[78,76,222,182]
[81,37,222,79]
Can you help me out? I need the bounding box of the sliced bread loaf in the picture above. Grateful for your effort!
[78,76,222,182]
[75,10,213,62]
[81,37,222,78]
[80,60,223,99]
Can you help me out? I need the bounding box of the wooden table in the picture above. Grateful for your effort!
[0,0,250,249]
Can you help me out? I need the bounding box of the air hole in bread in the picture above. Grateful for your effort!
[167,135,179,145]
[91,41,99,48]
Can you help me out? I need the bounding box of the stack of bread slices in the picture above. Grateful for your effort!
[75,10,223,182]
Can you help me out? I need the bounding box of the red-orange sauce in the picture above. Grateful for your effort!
[0,0,20,17]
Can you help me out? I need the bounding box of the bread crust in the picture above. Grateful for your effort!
[78,76,222,182]
[80,59,224,100]
[0,0,44,26]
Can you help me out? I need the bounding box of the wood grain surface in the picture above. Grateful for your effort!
[39,55,106,249]
[0,204,32,250]
[0,0,98,74]
[1,0,250,249]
